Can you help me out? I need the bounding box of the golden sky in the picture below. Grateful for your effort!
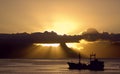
[0,0,120,34]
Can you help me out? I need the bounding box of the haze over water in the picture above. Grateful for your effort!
[0,59,120,74]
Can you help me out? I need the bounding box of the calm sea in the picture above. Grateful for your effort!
[0,59,120,74]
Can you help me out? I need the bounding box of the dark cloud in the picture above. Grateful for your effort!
[82,28,99,41]
[82,28,120,42]
[0,28,120,58]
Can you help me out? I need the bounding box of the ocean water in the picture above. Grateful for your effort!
[0,59,120,74]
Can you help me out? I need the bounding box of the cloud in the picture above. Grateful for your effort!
[82,28,100,41]
[82,28,120,42]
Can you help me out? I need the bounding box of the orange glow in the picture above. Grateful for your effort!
[80,39,94,44]
[66,43,84,51]
[49,15,80,35]
[52,21,77,34]
[35,43,60,47]
[80,39,89,44]
[28,43,71,58]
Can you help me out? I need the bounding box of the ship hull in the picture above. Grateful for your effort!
[67,61,104,71]
[67,62,87,69]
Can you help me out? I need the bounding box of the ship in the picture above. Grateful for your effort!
[67,53,104,71]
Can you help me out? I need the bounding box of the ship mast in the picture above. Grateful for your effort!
[90,52,96,61]
[78,50,81,63]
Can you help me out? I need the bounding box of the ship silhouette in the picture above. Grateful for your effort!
[67,53,104,71]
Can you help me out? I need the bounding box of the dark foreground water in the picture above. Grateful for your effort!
[0,59,120,74]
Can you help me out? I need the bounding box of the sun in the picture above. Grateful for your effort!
[49,15,79,35]
[52,21,77,35]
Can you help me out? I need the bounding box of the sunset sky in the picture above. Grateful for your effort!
[0,0,120,34]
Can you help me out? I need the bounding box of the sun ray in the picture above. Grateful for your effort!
[35,43,60,47]
[66,43,84,51]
